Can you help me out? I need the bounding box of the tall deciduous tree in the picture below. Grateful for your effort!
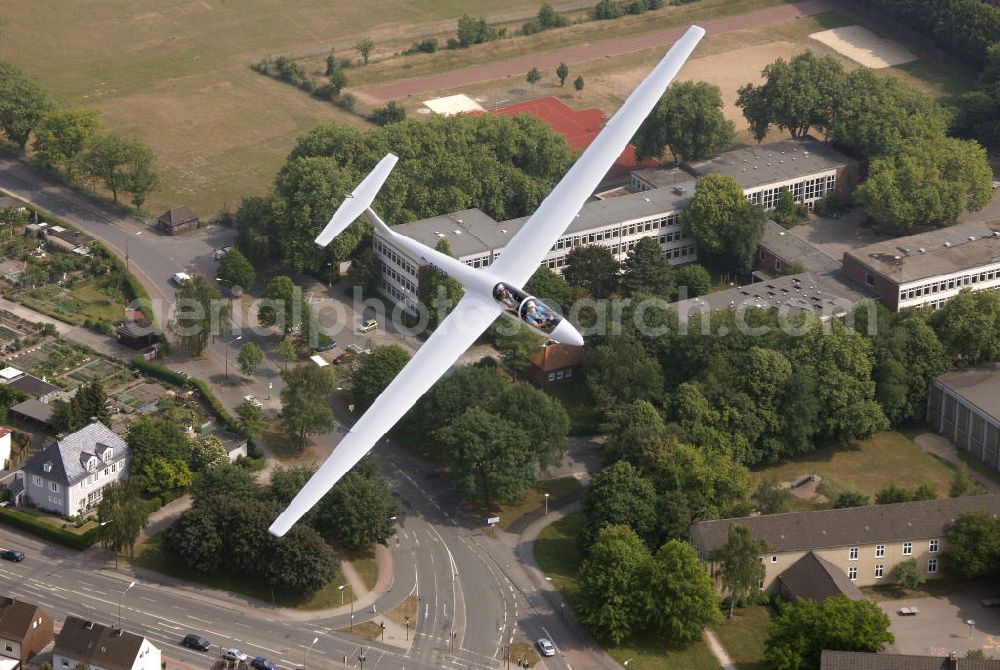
[563,245,619,298]
[736,51,845,141]
[124,141,159,210]
[673,263,712,299]
[97,479,149,560]
[173,274,229,357]
[714,524,768,618]
[577,524,651,644]
[929,289,1000,365]
[237,341,265,378]
[580,460,659,550]
[32,108,100,178]
[0,60,53,149]
[648,539,722,641]
[526,67,542,88]
[83,132,158,206]
[317,466,400,549]
[188,435,228,472]
[634,80,734,161]
[525,266,571,311]
[350,345,410,411]
[354,38,374,65]
[281,364,337,450]
[574,76,585,93]
[583,333,663,413]
[681,173,766,273]
[492,323,544,374]
[217,248,256,288]
[942,510,1000,579]
[856,136,993,231]
[556,62,569,87]
[236,399,265,439]
[765,596,894,670]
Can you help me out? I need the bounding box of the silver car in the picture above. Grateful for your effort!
[536,638,556,657]
[222,649,248,662]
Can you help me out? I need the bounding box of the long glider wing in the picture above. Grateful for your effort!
[269,295,501,536]
[491,25,705,286]
[315,154,399,247]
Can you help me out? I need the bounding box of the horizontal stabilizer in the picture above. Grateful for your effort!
[314,153,398,247]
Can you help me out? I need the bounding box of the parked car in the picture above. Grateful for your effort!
[251,657,277,670]
[359,319,378,333]
[536,638,556,657]
[214,246,233,260]
[332,351,354,365]
[171,272,192,285]
[312,341,337,352]
[0,550,25,562]
[182,634,211,651]
[243,395,262,408]
[222,649,248,662]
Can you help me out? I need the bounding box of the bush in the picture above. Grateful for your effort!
[408,38,438,53]
[891,559,925,590]
[0,506,99,550]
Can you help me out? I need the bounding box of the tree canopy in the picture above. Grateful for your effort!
[634,80,734,161]
[680,173,766,273]
[173,274,229,357]
[0,60,53,149]
[350,345,410,411]
[281,364,337,450]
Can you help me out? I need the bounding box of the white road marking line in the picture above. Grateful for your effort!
[234,622,252,629]
[139,596,156,602]
[187,615,212,624]
[245,643,281,654]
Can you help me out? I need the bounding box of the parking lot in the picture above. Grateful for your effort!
[879,590,1000,657]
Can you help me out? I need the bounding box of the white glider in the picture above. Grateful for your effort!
[268,25,706,537]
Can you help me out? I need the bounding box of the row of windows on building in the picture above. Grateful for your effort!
[34,462,123,493]
[374,238,417,277]
[543,242,696,270]
[766,539,940,567]
[746,174,836,210]
[899,266,1000,302]
[850,559,938,581]
[379,277,417,313]
[547,369,573,382]
[380,263,416,295]
[550,214,681,252]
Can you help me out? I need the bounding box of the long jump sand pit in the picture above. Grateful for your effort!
[809,25,916,68]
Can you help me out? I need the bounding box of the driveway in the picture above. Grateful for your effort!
[879,590,1000,658]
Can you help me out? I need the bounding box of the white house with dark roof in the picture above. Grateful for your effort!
[19,422,129,517]
[54,616,159,670]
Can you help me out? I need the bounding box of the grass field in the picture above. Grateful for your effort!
[132,532,351,610]
[470,476,583,531]
[713,606,772,670]
[752,431,957,504]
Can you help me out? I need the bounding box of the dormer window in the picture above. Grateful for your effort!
[43,461,52,473]
[87,457,98,472]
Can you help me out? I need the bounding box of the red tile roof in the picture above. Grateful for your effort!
[530,343,583,371]
[488,97,658,179]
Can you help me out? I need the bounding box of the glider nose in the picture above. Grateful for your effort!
[551,319,584,347]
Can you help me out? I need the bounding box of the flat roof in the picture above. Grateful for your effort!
[934,362,1000,421]
[0,367,22,381]
[631,166,694,190]
[10,398,53,423]
[759,220,842,274]
[682,136,857,191]
[388,186,693,261]
[671,271,872,322]
[845,220,1000,285]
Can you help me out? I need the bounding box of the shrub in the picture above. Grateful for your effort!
[891,559,925,590]
[0,506,99,550]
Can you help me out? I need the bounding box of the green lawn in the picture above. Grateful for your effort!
[533,511,720,669]
[132,532,351,610]
[714,606,772,670]
[752,431,957,504]
[472,476,583,531]
[346,549,379,592]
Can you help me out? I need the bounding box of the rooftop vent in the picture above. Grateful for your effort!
[453,229,462,235]
[970,236,977,241]
[500,228,508,234]
[778,231,786,236]
[918,248,926,253]
[993,231,1000,237]
[85,621,95,630]
[643,197,650,202]
[893,255,902,261]
[944,242,952,247]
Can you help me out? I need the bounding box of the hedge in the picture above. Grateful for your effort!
[0,506,100,550]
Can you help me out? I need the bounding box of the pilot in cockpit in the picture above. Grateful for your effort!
[524,300,555,330]
[495,283,518,311]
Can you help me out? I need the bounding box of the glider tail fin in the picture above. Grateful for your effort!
[314,153,398,248]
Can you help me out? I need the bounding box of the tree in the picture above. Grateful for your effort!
[173,274,229,357]
[592,0,624,20]
[366,101,406,127]
[83,132,158,206]
[574,76,585,93]
[0,61,53,149]
[929,290,1000,365]
[142,457,193,495]
[259,276,304,334]
[526,67,542,89]
[127,416,192,474]
[49,380,110,433]
[419,262,463,331]
[277,337,298,368]
[407,364,509,437]
[235,399,265,439]
[736,51,845,141]
[188,436,228,472]
[621,237,673,297]
[681,173,766,272]
[123,141,159,210]
[580,460,659,550]
[438,407,536,507]
[891,559,924,590]
[648,539,722,641]
[316,465,400,549]
[354,38,374,65]
[833,490,870,509]
[912,483,938,501]
[673,264,712,299]
[456,15,493,47]
[237,341,265,378]
[942,510,1000,579]
[262,524,339,594]
[350,345,410,411]
[715,524,768,618]
[563,245,619,298]
[281,364,337,450]
[525,266,571,311]
[577,524,651,644]
[764,596,893,670]
[164,503,223,573]
[32,108,100,178]
[97,479,149,560]
[753,478,793,515]
[855,136,993,231]
[556,62,569,87]
[492,323,544,374]
[217,248,256,288]
[634,81,734,162]
[583,333,663,413]
[192,463,261,502]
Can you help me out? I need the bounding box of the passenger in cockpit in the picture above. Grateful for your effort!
[524,300,555,330]
[495,283,519,312]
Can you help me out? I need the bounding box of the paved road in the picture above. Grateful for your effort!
[359,0,832,102]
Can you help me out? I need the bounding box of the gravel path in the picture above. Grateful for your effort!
[360,0,832,103]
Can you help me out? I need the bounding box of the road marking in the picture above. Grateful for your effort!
[139,596,156,603]
[157,622,183,631]
[280,660,299,667]
[245,642,281,654]
[187,615,212,624]
[234,622,252,629]
[424,603,428,620]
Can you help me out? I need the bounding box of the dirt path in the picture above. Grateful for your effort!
[359,0,832,103]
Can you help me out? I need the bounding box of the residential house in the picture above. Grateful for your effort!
[19,422,129,517]
[522,343,582,389]
[821,650,1000,670]
[0,597,54,668]
[928,363,1000,473]
[842,221,1000,312]
[157,207,198,236]
[690,495,1000,592]
[0,368,61,404]
[53,616,159,670]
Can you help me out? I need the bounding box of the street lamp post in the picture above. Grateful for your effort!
[338,584,346,605]
[357,649,366,670]
[303,636,319,670]
[404,616,409,641]
[544,492,550,516]
[117,581,136,630]
[225,335,242,379]
[125,232,142,270]
[100,518,117,567]
[968,619,977,638]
